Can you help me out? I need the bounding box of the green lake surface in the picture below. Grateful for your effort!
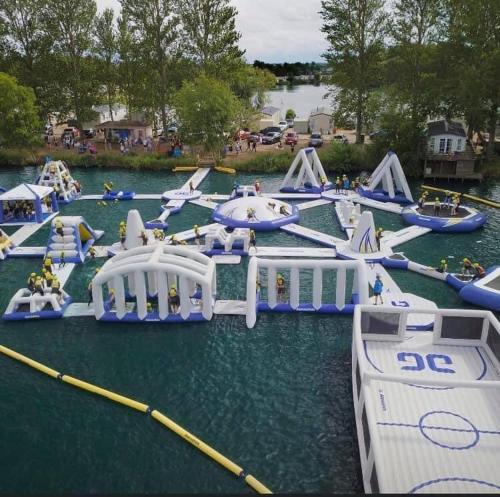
[0,167,499,493]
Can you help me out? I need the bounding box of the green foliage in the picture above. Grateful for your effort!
[318,142,375,173]
[178,0,243,77]
[285,109,296,120]
[253,60,327,78]
[369,110,427,175]
[321,0,387,143]
[173,74,243,163]
[0,72,41,147]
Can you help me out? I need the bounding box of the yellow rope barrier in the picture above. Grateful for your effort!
[0,344,272,494]
[422,185,500,209]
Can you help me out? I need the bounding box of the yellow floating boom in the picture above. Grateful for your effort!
[173,166,199,172]
[422,185,500,209]
[0,344,272,494]
[214,166,236,174]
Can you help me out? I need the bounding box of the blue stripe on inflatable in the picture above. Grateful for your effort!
[97,311,207,323]
[2,296,72,321]
[256,302,356,314]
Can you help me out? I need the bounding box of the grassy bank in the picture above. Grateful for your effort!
[0,148,195,170]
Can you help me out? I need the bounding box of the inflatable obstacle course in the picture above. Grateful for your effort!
[280,148,332,193]
[204,226,250,255]
[37,160,80,204]
[359,151,413,204]
[422,185,500,209]
[46,216,104,263]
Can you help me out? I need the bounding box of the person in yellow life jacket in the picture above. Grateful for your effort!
[34,276,44,296]
[51,276,62,301]
[88,246,96,259]
[437,259,448,273]
[103,181,113,195]
[433,197,441,216]
[147,302,153,313]
[59,250,66,268]
[462,258,474,276]
[43,256,53,274]
[375,227,384,251]
[320,176,327,191]
[194,225,201,246]
[169,234,179,246]
[276,274,286,302]
[43,269,54,288]
[139,230,148,246]
[474,263,486,279]
[168,284,180,313]
[54,217,64,237]
[335,177,341,194]
[250,229,256,251]
[87,280,93,306]
[27,273,37,293]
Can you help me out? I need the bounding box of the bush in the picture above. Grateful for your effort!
[318,142,378,173]
[228,152,292,173]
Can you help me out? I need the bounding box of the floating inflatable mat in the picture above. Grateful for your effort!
[358,186,413,205]
[103,191,135,201]
[459,266,500,311]
[402,203,487,233]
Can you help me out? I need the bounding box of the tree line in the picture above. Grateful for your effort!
[253,61,326,79]
[0,0,275,156]
[321,0,500,163]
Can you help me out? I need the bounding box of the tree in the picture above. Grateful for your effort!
[179,0,243,77]
[286,109,296,120]
[446,0,500,157]
[94,8,118,121]
[0,0,55,119]
[0,72,40,147]
[120,0,179,132]
[44,0,98,126]
[173,74,243,163]
[387,0,445,125]
[321,0,387,143]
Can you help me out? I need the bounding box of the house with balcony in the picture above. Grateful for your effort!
[424,120,482,180]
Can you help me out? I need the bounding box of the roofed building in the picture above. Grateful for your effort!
[424,120,482,181]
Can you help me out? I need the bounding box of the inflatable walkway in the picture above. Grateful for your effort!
[37,160,81,204]
[46,216,104,263]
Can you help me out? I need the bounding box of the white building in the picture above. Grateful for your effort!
[257,106,281,129]
[309,107,334,134]
[427,120,466,155]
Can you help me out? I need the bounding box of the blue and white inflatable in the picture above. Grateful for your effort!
[212,196,299,231]
[402,203,487,233]
[359,151,414,204]
[103,190,135,201]
[280,148,332,194]
[458,266,500,311]
[3,288,72,321]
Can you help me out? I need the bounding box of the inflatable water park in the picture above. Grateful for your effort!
[1,151,499,494]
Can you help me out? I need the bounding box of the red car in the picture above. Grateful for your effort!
[285,132,298,145]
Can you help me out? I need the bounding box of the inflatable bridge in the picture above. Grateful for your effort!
[46,216,104,264]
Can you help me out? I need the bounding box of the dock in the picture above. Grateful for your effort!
[382,226,432,248]
[296,199,332,211]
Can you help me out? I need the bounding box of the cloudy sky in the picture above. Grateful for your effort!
[96,0,328,63]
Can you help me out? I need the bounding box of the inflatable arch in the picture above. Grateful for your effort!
[359,151,413,204]
[92,245,217,323]
[280,148,332,193]
[246,257,369,328]
[37,160,80,204]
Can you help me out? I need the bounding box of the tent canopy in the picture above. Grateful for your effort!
[0,183,54,202]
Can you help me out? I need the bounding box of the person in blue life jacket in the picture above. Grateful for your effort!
[373,274,384,305]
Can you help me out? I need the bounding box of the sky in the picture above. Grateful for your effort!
[96,0,328,63]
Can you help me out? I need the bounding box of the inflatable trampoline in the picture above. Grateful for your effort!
[459,266,500,311]
[103,191,135,201]
[212,196,299,231]
[402,203,487,233]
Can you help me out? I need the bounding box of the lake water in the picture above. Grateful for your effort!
[0,166,499,493]
[266,84,332,119]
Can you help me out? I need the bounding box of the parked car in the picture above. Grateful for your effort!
[262,131,282,144]
[333,134,349,145]
[260,126,283,136]
[309,132,323,148]
[278,121,288,132]
[285,132,298,146]
[236,129,251,141]
[286,118,294,128]
[83,128,96,138]
[63,127,80,139]
[167,122,178,133]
